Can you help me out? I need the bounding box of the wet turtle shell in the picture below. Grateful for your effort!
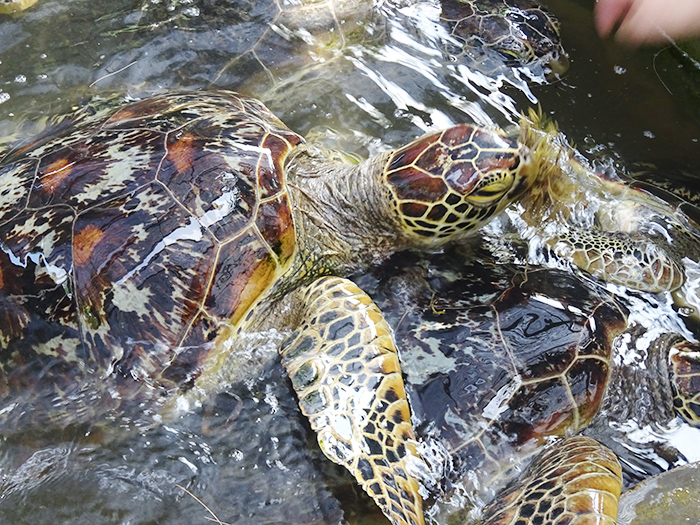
[628,166,700,214]
[358,246,623,491]
[0,90,304,428]
[354,243,700,522]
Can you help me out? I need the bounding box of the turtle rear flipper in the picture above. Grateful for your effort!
[547,227,684,294]
[281,276,424,525]
[483,436,622,525]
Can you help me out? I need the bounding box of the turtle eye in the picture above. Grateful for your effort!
[467,171,515,206]
[490,37,529,65]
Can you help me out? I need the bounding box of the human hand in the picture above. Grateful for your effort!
[595,0,700,45]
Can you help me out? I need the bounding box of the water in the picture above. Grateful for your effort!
[1,0,700,523]
[537,0,700,169]
[2,0,699,158]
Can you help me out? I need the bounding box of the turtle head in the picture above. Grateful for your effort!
[491,5,569,77]
[384,124,537,247]
[443,0,569,78]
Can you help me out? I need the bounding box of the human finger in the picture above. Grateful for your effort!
[594,0,633,38]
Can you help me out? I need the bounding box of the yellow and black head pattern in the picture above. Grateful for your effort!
[383,124,535,246]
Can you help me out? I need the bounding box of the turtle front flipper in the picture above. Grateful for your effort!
[483,436,622,525]
[280,276,424,525]
[547,227,685,294]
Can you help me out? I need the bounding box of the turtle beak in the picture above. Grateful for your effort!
[546,52,570,80]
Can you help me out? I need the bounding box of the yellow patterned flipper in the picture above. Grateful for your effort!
[280,276,424,525]
[482,436,622,525]
[549,227,684,293]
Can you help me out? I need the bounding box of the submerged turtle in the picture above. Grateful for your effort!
[622,166,700,327]
[498,115,700,344]
[0,90,693,524]
[355,246,700,523]
[213,0,569,79]
[0,0,567,80]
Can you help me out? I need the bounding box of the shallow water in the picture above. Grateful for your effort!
[1,0,700,524]
[1,0,700,159]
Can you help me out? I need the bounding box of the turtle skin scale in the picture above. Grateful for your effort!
[0,90,547,525]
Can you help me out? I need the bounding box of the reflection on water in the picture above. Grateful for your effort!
[0,0,564,145]
[0,365,355,524]
[1,0,700,523]
[2,0,698,160]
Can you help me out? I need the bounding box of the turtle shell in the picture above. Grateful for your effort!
[353,245,628,505]
[0,91,303,428]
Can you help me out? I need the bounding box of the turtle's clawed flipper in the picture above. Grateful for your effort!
[482,436,622,525]
[548,227,684,294]
[280,276,424,525]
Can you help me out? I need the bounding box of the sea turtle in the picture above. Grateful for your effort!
[0,90,692,524]
[352,245,700,523]
[0,89,548,525]
[601,166,700,341]
[0,0,565,78]
[0,0,567,113]
[496,115,700,342]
